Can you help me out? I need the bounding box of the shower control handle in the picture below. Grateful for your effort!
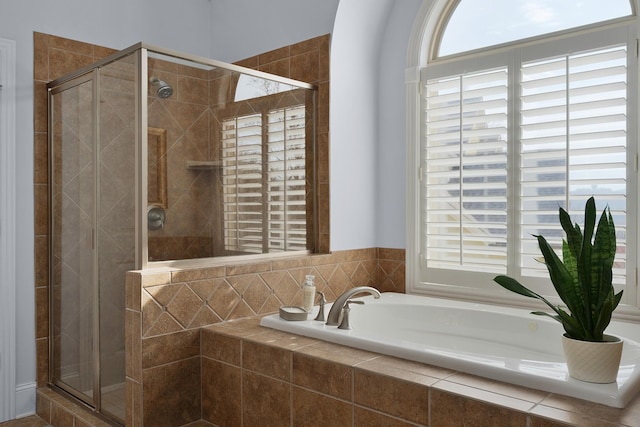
[147,205,166,230]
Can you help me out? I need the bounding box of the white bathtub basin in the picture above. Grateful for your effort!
[260,292,640,408]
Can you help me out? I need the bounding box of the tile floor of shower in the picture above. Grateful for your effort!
[0,415,215,427]
[0,384,131,427]
[0,383,212,427]
[2,384,217,427]
[0,416,49,427]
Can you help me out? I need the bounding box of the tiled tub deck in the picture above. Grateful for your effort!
[37,315,640,426]
[200,318,640,427]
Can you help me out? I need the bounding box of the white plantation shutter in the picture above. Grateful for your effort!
[424,68,508,273]
[222,104,307,254]
[421,25,633,297]
[266,106,307,251]
[520,46,628,282]
[222,113,264,252]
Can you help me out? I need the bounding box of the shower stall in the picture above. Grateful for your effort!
[47,43,316,424]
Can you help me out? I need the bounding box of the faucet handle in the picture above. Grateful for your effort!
[314,291,326,322]
[345,300,365,307]
[337,300,364,330]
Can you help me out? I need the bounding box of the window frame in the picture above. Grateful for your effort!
[406,5,640,319]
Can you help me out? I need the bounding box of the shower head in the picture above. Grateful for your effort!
[149,76,174,99]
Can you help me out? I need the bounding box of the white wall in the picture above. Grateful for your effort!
[330,0,395,250]
[375,0,423,248]
[0,0,338,419]
[209,0,340,62]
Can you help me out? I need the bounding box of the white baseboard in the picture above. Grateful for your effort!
[15,382,36,419]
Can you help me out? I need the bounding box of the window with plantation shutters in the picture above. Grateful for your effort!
[519,46,628,283]
[418,21,637,303]
[424,68,508,274]
[222,104,307,254]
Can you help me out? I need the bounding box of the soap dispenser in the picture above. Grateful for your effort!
[302,274,316,313]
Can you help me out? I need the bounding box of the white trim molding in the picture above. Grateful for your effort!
[405,0,448,294]
[0,36,17,422]
[15,382,36,419]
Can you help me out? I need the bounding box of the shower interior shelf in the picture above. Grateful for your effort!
[186,160,222,170]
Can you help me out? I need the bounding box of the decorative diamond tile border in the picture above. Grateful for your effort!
[137,248,405,339]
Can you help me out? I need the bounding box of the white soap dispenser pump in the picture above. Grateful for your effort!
[302,274,316,313]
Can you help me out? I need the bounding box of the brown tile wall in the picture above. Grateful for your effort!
[125,247,406,426]
[200,318,640,427]
[146,57,216,261]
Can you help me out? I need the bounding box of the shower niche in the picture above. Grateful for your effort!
[47,43,316,424]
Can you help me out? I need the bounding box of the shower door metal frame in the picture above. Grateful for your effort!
[48,45,144,425]
[137,47,148,269]
[48,68,102,412]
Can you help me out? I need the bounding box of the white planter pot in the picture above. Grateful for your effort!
[561,334,623,384]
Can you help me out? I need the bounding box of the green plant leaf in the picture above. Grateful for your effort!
[593,209,616,309]
[559,206,582,259]
[531,307,587,339]
[560,240,581,304]
[536,235,589,332]
[557,309,588,339]
[593,290,623,341]
[579,197,597,332]
[494,275,541,299]
[494,275,560,313]
[494,275,589,338]
[493,197,621,342]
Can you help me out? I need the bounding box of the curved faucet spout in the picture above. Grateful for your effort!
[325,286,381,326]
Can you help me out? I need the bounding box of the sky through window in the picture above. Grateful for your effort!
[439,0,632,57]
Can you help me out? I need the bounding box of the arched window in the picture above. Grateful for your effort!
[410,0,639,311]
[437,0,633,57]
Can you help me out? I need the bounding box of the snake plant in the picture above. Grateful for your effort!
[494,197,623,342]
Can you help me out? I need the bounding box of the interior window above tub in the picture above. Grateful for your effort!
[146,52,317,263]
[220,96,308,254]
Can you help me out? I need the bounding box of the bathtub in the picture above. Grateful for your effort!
[260,292,640,408]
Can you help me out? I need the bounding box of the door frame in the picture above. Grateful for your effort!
[0,37,17,422]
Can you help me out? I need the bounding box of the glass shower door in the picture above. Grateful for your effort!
[96,54,136,422]
[50,56,134,425]
[50,73,98,405]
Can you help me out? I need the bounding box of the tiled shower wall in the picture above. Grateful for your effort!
[147,52,317,261]
[146,56,217,261]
